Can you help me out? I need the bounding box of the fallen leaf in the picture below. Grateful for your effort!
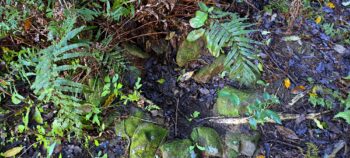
[284,78,291,89]
[3,146,23,157]
[326,2,335,9]
[313,119,324,129]
[157,78,166,84]
[291,85,306,94]
[103,94,116,107]
[315,16,322,24]
[23,18,31,31]
[276,125,299,140]
[256,155,265,158]
[179,71,194,82]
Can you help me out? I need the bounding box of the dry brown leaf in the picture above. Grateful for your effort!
[23,18,31,31]
[276,125,299,140]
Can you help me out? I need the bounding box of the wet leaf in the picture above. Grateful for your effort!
[315,16,322,24]
[33,106,43,124]
[23,18,31,31]
[334,110,350,124]
[291,85,306,94]
[257,155,265,158]
[187,28,205,42]
[313,119,324,129]
[326,2,335,9]
[284,78,291,89]
[11,93,24,104]
[189,11,208,28]
[47,142,56,158]
[179,71,194,82]
[3,146,23,157]
[157,78,166,84]
[342,1,350,6]
[276,126,299,140]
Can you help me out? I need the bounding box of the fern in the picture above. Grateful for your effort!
[188,4,260,85]
[306,142,319,158]
[31,26,90,137]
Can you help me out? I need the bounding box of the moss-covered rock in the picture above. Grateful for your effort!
[160,139,196,158]
[176,39,202,67]
[115,110,144,137]
[215,87,257,117]
[130,123,168,158]
[193,55,225,83]
[224,132,260,157]
[190,127,223,157]
[123,43,150,59]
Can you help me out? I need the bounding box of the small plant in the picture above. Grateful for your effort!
[188,111,200,122]
[246,92,281,129]
[187,2,260,85]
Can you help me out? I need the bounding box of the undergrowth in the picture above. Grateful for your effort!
[187,2,260,85]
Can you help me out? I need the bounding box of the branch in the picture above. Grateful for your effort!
[197,111,332,125]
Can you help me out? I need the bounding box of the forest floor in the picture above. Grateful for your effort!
[1,0,350,158]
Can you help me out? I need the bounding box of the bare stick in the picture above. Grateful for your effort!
[200,111,331,125]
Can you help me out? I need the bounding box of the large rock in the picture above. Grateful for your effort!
[160,139,196,158]
[224,132,260,157]
[215,87,257,117]
[115,110,143,137]
[193,55,226,83]
[190,127,223,157]
[130,123,168,158]
[176,39,202,67]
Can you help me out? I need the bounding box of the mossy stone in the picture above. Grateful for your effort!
[130,123,168,158]
[123,43,150,59]
[215,87,257,117]
[190,127,223,157]
[115,110,143,137]
[193,55,225,83]
[176,39,202,67]
[160,139,196,158]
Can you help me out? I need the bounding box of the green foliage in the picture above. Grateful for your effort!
[308,85,350,124]
[247,92,281,129]
[187,2,260,85]
[263,0,290,14]
[28,25,90,137]
[188,111,200,122]
[305,142,319,158]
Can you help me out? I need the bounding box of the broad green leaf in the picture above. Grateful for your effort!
[34,107,44,124]
[3,146,23,157]
[187,28,205,42]
[198,2,208,12]
[335,110,350,124]
[249,118,257,129]
[230,94,240,106]
[47,142,56,158]
[189,11,208,28]
[266,110,281,124]
[11,93,24,104]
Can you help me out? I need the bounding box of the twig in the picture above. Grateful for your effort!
[175,98,179,137]
[18,141,39,157]
[198,111,331,125]
[244,0,259,11]
[286,91,307,108]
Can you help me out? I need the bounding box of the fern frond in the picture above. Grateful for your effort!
[204,11,259,85]
[30,25,90,137]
